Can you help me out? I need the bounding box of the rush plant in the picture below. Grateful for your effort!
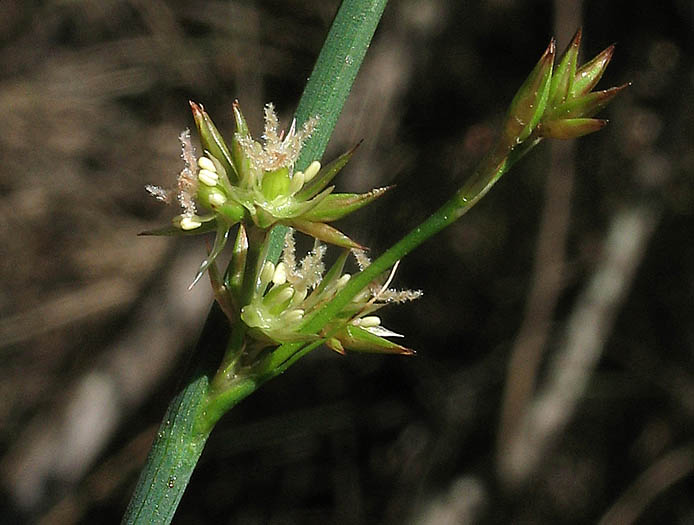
[122,2,624,522]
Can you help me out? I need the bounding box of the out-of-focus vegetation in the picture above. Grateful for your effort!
[1,1,692,523]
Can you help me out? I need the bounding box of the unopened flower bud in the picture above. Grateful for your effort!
[304,160,321,182]
[272,262,288,285]
[356,316,381,328]
[179,216,202,230]
[260,261,276,288]
[336,274,351,289]
[197,156,217,173]
[289,171,305,194]
[283,309,304,324]
[198,169,219,187]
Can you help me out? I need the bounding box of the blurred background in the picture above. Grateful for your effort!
[1,0,693,523]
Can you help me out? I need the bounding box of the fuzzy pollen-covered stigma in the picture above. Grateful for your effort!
[240,229,421,354]
[143,100,391,286]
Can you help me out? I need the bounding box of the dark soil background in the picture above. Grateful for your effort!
[1,1,693,523]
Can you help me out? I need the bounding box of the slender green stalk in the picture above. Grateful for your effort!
[264,134,545,371]
[303,134,545,333]
[294,0,388,167]
[122,1,389,522]
[122,305,228,524]
[266,0,388,260]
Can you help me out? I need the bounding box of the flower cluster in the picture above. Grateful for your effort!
[146,101,389,286]
[241,229,421,355]
[503,28,627,147]
[142,29,625,360]
[145,101,418,354]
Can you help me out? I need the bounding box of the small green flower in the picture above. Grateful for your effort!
[538,29,628,139]
[503,29,627,146]
[240,229,421,354]
[503,38,556,147]
[191,101,387,241]
[144,101,389,286]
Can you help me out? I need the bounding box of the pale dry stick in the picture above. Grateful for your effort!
[338,0,440,191]
[127,0,213,89]
[597,443,694,525]
[37,427,158,525]
[496,140,576,479]
[412,475,487,525]
[501,203,660,483]
[496,0,583,482]
[0,278,138,350]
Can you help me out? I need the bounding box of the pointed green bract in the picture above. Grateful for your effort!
[539,118,607,139]
[288,219,362,249]
[225,223,248,301]
[336,325,414,355]
[299,187,392,222]
[190,101,236,181]
[570,44,615,98]
[295,143,360,201]
[504,38,555,145]
[544,84,628,121]
[548,29,581,109]
[231,102,251,183]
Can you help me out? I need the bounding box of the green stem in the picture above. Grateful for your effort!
[265,134,544,370]
[266,0,389,262]
[123,1,389,522]
[294,0,388,167]
[301,133,544,333]
[121,305,227,524]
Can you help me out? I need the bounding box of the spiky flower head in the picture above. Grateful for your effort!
[502,28,627,148]
[240,229,421,355]
[143,100,390,286]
